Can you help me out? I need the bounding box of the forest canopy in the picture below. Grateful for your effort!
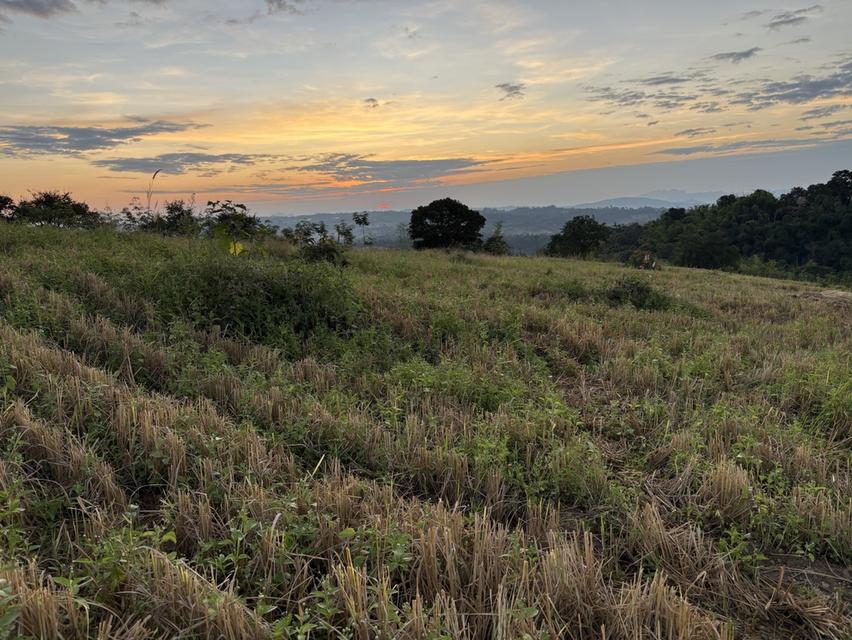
[596,170,852,282]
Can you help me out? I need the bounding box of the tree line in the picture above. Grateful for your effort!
[545,170,852,283]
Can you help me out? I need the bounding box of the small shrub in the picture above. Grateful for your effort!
[259,237,300,260]
[626,250,659,270]
[483,223,511,255]
[299,237,347,265]
[280,221,349,264]
[138,200,202,237]
[605,276,671,311]
[94,247,360,342]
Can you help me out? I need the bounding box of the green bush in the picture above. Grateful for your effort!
[605,276,671,311]
[483,223,511,255]
[136,251,359,341]
[299,236,348,265]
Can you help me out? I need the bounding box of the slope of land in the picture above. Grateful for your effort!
[0,226,849,639]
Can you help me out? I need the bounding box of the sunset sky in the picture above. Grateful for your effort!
[1,0,850,214]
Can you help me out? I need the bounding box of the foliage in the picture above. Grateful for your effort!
[625,250,658,270]
[604,275,671,310]
[204,199,275,242]
[409,198,486,249]
[352,211,373,246]
[8,191,104,228]
[136,199,202,236]
[334,221,355,246]
[280,221,348,264]
[123,248,357,341]
[0,195,13,220]
[546,215,610,257]
[483,222,511,255]
[611,170,852,280]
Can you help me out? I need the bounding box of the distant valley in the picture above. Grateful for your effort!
[266,205,664,254]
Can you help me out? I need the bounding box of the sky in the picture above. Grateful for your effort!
[0,0,850,214]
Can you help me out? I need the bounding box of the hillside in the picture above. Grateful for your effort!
[602,171,852,282]
[0,226,849,639]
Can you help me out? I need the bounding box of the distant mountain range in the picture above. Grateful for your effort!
[572,190,726,209]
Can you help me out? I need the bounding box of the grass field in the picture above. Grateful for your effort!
[0,226,849,639]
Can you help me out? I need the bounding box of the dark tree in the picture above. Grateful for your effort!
[352,212,372,245]
[409,198,486,249]
[483,223,511,255]
[284,220,329,245]
[12,191,103,228]
[546,215,610,257]
[675,231,740,269]
[334,221,355,246]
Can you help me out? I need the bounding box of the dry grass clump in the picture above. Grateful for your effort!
[127,548,271,640]
[792,487,852,552]
[0,268,17,298]
[69,268,150,327]
[699,458,754,524]
[0,401,127,510]
[1,562,94,639]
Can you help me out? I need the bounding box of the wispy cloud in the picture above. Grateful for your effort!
[588,55,851,113]
[710,47,761,64]
[765,4,823,30]
[495,82,526,100]
[0,0,168,23]
[93,151,489,192]
[587,85,699,111]
[264,0,304,15]
[635,71,705,86]
[93,152,279,176]
[801,104,849,120]
[658,136,839,156]
[0,119,204,156]
[733,56,852,108]
[361,97,393,110]
[293,153,486,185]
[0,0,76,19]
[690,101,725,113]
[675,127,716,138]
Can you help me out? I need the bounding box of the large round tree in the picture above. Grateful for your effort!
[409,198,486,249]
[546,215,610,258]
